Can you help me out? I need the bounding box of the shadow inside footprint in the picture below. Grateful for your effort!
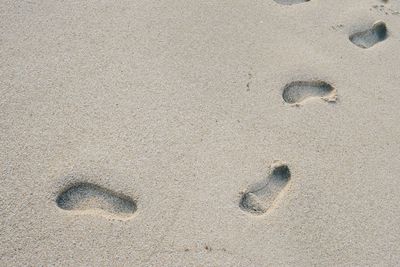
[56,182,137,219]
[240,162,291,215]
[349,21,387,49]
[274,0,310,5]
[282,80,336,105]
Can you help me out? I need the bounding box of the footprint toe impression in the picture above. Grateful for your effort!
[56,182,137,219]
[274,0,310,5]
[349,21,387,49]
[282,80,336,105]
[240,162,291,215]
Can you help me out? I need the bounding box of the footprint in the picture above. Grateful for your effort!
[56,182,137,219]
[349,21,388,49]
[274,0,310,5]
[282,80,336,105]
[240,162,291,214]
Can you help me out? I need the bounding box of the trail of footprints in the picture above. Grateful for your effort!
[55,1,389,219]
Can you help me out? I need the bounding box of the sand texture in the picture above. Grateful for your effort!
[1,0,400,266]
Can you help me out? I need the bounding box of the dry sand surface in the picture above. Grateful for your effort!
[1,0,400,266]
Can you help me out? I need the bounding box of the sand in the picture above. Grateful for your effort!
[1,0,400,266]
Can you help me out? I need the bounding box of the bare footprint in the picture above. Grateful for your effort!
[240,162,291,215]
[274,0,310,5]
[282,80,336,105]
[349,21,387,49]
[56,182,137,219]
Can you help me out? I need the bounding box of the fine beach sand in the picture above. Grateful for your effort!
[1,0,400,266]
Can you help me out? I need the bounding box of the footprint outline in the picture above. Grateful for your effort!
[56,181,137,220]
[349,21,388,49]
[239,161,291,215]
[282,80,337,105]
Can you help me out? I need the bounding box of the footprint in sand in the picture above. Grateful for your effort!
[56,182,137,219]
[282,80,336,105]
[349,21,388,49]
[240,161,291,214]
[274,0,310,5]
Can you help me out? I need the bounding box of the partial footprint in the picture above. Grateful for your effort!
[349,21,387,49]
[282,80,336,105]
[56,182,137,219]
[274,0,310,5]
[240,161,291,214]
